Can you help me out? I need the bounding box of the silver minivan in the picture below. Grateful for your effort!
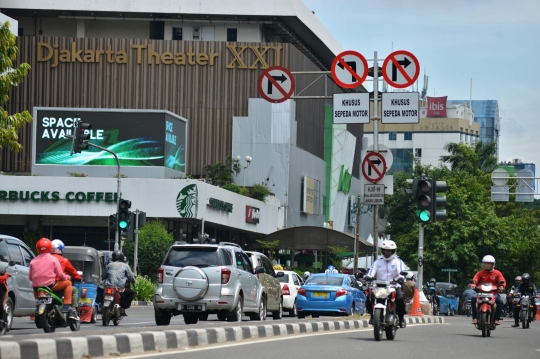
[0,235,38,329]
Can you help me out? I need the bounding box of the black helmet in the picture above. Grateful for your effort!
[112,250,125,262]
[522,273,531,284]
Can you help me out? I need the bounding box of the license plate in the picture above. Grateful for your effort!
[79,298,92,304]
[36,298,52,304]
[180,304,204,312]
[104,295,114,301]
[313,292,328,298]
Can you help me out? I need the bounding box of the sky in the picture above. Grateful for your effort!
[303,0,540,168]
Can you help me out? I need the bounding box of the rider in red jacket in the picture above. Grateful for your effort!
[471,255,506,326]
[51,239,81,308]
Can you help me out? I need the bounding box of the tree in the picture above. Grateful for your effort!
[122,219,174,277]
[203,156,241,185]
[256,239,279,260]
[0,21,32,151]
[327,245,349,272]
[440,141,498,174]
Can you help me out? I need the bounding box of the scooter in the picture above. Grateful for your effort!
[474,281,502,338]
[366,275,404,341]
[102,285,124,326]
[35,286,80,333]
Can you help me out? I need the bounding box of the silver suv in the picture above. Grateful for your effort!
[154,242,267,325]
[0,235,38,329]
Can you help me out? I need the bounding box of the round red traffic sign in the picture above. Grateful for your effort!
[331,50,368,89]
[258,66,295,103]
[362,152,387,183]
[382,50,420,89]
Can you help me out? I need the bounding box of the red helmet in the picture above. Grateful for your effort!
[36,238,52,254]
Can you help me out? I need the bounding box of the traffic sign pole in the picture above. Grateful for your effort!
[372,51,380,260]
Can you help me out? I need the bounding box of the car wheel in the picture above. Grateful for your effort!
[4,298,13,330]
[272,299,283,320]
[227,297,243,322]
[289,301,297,317]
[249,297,266,321]
[155,307,172,326]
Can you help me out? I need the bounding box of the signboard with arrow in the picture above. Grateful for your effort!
[362,152,386,183]
[331,50,368,89]
[258,66,295,103]
[382,50,420,88]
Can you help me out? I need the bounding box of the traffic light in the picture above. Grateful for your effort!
[406,178,419,199]
[73,120,92,154]
[416,178,433,224]
[432,180,447,222]
[126,212,135,242]
[108,214,117,232]
[117,199,132,234]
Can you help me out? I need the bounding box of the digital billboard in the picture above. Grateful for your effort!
[33,108,187,172]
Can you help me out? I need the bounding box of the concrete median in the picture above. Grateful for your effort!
[0,316,445,359]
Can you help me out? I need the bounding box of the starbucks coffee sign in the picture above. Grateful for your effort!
[0,190,118,203]
[207,198,233,213]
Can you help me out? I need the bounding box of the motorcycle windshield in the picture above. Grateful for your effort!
[479,282,494,292]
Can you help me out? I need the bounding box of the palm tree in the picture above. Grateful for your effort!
[440,140,497,174]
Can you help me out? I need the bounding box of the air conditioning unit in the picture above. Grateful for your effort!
[193,26,200,40]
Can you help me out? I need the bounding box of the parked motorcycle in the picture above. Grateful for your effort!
[366,276,404,341]
[514,293,535,329]
[34,286,80,333]
[474,281,502,338]
[465,300,472,317]
[102,285,124,326]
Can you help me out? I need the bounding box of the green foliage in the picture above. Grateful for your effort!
[67,172,88,177]
[222,183,241,194]
[327,245,348,272]
[239,187,250,196]
[251,184,271,202]
[203,156,241,185]
[113,174,128,178]
[133,275,156,302]
[256,239,279,260]
[122,220,174,276]
[0,22,33,152]
[386,145,540,289]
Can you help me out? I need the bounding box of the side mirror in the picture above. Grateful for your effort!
[8,261,16,267]
[400,271,408,276]
[256,266,265,274]
[276,271,284,277]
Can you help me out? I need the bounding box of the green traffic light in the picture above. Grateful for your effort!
[119,220,128,229]
[416,210,431,222]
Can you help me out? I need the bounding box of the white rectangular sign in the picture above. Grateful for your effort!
[364,184,385,205]
[333,93,370,124]
[381,92,419,124]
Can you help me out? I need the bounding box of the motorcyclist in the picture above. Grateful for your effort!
[508,276,522,315]
[303,271,310,283]
[402,273,416,300]
[471,255,506,326]
[511,273,538,327]
[101,250,136,316]
[365,240,407,328]
[51,239,81,310]
[462,282,477,301]
[428,278,441,312]
[28,238,76,314]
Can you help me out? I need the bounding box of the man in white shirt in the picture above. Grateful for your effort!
[366,240,407,328]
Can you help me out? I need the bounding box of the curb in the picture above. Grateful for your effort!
[132,301,153,306]
[0,316,444,359]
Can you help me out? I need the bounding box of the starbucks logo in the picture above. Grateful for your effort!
[176,184,198,218]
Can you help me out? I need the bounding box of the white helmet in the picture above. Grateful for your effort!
[482,255,496,271]
[51,239,65,254]
[381,240,397,261]
[405,272,414,280]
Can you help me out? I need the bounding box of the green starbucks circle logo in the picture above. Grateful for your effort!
[176,184,198,218]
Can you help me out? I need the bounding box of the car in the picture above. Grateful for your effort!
[245,251,284,320]
[276,270,304,316]
[153,242,266,325]
[296,273,366,319]
[0,235,38,329]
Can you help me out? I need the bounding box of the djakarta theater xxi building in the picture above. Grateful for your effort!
[1,0,373,265]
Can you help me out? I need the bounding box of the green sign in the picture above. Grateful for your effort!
[207,197,233,213]
[441,268,458,272]
[0,190,118,203]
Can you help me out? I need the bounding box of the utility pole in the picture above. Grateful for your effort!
[133,209,140,276]
[417,223,424,290]
[354,193,361,274]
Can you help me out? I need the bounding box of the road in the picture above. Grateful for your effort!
[115,315,540,359]
[1,306,311,340]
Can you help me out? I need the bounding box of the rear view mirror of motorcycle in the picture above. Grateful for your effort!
[399,271,408,276]
[394,275,405,283]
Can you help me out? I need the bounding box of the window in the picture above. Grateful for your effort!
[221,249,233,266]
[227,28,238,42]
[149,21,165,40]
[172,27,183,40]
[415,148,422,157]
[192,26,201,40]
[0,240,8,263]
[7,243,23,265]
[278,274,289,283]
[293,275,300,286]
[241,253,253,272]
[261,256,275,276]
[163,247,219,267]
[389,132,397,140]
[20,246,34,267]
[404,132,413,140]
[234,251,246,271]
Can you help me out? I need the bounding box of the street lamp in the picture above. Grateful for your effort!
[236,155,252,187]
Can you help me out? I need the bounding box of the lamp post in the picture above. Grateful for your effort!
[236,155,252,187]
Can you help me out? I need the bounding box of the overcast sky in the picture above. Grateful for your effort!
[304,0,540,168]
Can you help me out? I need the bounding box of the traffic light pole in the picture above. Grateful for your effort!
[372,51,380,260]
[85,142,122,251]
[417,223,424,291]
[133,209,140,276]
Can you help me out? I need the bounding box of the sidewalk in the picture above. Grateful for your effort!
[0,316,444,359]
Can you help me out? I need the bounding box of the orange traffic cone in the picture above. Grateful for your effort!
[409,288,424,317]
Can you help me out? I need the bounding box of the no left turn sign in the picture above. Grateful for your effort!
[258,66,295,103]
[362,152,387,183]
[382,50,420,89]
[331,50,368,89]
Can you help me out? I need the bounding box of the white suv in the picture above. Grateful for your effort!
[154,242,266,325]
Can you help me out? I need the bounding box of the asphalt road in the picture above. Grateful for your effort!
[1,306,318,340]
[115,315,540,359]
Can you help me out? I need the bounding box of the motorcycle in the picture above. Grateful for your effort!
[102,285,124,326]
[424,287,439,316]
[34,286,80,333]
[0,270,10,335]
[514,293,536,329]
[366,276,404,341]
[465,300,472,317]
[474,281,501,338]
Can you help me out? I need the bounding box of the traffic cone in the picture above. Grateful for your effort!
[409,288,424,317]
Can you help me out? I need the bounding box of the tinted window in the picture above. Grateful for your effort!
[261,256,274,275]
[293,275,300,286]
[221,249,233,266]
[7,244,23,265]
[241,253,253,272]
[163,247,219,267]
[234,252,247,271]
[305,276,345,286]
[277,274,289,283]
[0,240,8,262]
[20,246,34,267]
